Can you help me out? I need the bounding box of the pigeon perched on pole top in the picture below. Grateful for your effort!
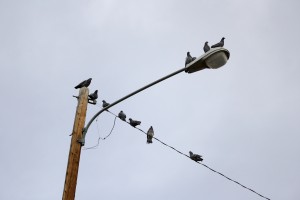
[74,78,92,89]
[146,126,154,144]
[185,52,196,66]
[211,37,225,48]
[203,41,210,53]
[118,111,126,121]
[102,100,110,108]
[88,90,98,101]
[189,151,203,162]
[129,118,141,127]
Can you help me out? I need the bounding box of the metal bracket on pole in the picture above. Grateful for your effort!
[77,128,87,146]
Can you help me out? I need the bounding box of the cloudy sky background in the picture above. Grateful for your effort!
[1,0,300,199]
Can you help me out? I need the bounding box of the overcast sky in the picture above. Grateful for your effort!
[1,0,300,199]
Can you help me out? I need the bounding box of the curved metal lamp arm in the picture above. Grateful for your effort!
[78,66,187,145]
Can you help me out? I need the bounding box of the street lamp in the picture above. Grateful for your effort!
[63,47,230,200]
[79,47,230,145]
[185,47,230,73]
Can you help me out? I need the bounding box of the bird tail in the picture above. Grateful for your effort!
[147,137,153,144]
[147,139,153,144]
[74,86,79,89]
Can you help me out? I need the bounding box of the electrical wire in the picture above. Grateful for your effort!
[83,114,117,150]
[105,110,271,200]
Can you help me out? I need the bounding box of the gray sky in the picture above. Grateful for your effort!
[1,0,299,199]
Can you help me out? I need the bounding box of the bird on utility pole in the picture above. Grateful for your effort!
[74,78,92,89]
[88,90,98,101]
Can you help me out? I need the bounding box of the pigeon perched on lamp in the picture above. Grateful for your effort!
[203,41,210,53]
[211,37,225,48]
[185,52,196,66]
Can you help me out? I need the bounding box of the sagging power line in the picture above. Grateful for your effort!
[85,107,270,200]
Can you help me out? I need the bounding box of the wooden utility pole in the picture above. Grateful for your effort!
[63,87,89,200]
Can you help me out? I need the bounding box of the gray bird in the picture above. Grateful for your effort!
[189,151,203,162]
[118,111,126,121]
[129,118,141,127]
[102,100,110,108]
[146,126,154,144]
[185,52,196,66]
[203,41,210,53]
[74,78,92,89]
[211,37,225,48]
[88,90,98,100]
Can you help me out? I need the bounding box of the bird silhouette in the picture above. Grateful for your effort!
[185,52,196,66]
[189,151,203,162]
[102,100,110,108]
[118,111,126,121]
[129,118,141,127]
[146,126,154,144]
[74,78,92,89]
[211,37,225,48]
[88,90,98,100]
[203,41,210,53]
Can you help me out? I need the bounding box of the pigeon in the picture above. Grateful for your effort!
[189,151,203,162]
[146,126,154,144]
[102,100,110,108]
[203,41,210,53]
[211,37,225,48]
[129,118,141,127]
[74,78,92,89]
[185,52,196,66]
[88,90,98,101]
[118,110,126,121]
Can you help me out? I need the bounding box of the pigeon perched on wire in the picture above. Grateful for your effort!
[146,126,154,144]
[211,37,225,48]
[118,110,126,121]
[185,52,196,66]
[189,151,203,162]
[88,90,98,101]
[74,78,92,89]
[203,41,210,53]
[102,100,110,108]
[129,118,141,127]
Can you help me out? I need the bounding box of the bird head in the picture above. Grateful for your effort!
[95,90,98,94]
[189,151,193,156]
[205,41,208,44]
[129,118,132,121]
[102,100,106,103]
[187,52,190,56]
[221,37,225,41]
